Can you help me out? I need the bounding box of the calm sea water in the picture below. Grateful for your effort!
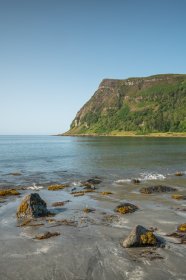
[0,135,186,187]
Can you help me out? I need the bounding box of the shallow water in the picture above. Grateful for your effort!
[0,135,186,187]
[0,136,186,279]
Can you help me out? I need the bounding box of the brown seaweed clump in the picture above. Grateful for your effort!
[115,203,138,214]
[140,231,157,246]
[0,189,20,196]
[48,184,67,191]
[83,208,95,213]
[140,185,176,194]
[71,189,95,196]
[51,200,70,207]
[34,231,60,240]
[172,194,186,200]
[177,223,186,232]
[101,191,113,195]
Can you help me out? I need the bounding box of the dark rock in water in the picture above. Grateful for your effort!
[83,182,96,190]
[115,203,138,214]
[82,177,102,185]
[131,179,140,184]
[34,231,60,240]
[9,172,22,176]
[123,225,164,248]
[17,193,49,219]
[140,185,176,194]
[175,172,184,176]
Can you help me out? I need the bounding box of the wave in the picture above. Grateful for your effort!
[115,179,131,184]
[139,172,166,181]
[27,183,43,190]
[115,172,166,184]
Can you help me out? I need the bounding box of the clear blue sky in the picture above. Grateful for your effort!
[0,0,186,135]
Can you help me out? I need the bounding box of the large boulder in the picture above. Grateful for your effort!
[17,193,49,219]
[123,225,163,248]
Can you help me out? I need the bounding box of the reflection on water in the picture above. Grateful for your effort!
[0,135,186,186]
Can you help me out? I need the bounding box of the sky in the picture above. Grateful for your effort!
[0,0,186,135]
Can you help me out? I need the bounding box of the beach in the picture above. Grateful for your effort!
[0,136,186,279]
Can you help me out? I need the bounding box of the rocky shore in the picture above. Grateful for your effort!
[0,174,186,280]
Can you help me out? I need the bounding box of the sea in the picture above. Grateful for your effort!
[0,135,186,188]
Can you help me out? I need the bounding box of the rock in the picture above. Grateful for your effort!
[102,214,119,225]
[48,184,68,191]
[17,193,49,219]
[172,194,186,200]
[83,183,96,190]
[175,172,184,176]
[51,200,70,207]
[9,172,22,176]
[115,203,138,214]
[166,226,186,244]
[81,177,102,185]
[34,231,60,240]
[0,189,20,196]
[101,191,113,195]
[71,189,95,196]
[177,223,186,232]
[131,179,140,184]
[140,185,176,194]
[83,208,95,213]
[123,225,163,248]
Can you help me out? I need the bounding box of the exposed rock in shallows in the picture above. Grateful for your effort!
[140,185,176,194]
[175,172,184,176]
[115,203,138,214]
[34,231,60,240]
[17,193,49,219]
[81,177,102,186]
[131,179,141,184]
[123,225,164,248]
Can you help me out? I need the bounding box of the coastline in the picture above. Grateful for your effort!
[59,131,186,138]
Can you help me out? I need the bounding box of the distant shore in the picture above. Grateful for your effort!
[60,131,186,138]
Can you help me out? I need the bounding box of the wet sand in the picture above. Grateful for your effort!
[0,177,186,280]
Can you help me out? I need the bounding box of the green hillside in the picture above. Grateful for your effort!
[64,74,186,135]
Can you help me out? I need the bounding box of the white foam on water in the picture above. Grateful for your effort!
[140,172,166,181]
[115,179,131,184]
[71,181,81,186]
[27,183,43,190]
[115,172,166,184]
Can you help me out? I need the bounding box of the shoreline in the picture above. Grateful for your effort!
[59,131,186,138]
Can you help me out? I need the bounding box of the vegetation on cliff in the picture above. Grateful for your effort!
[65,74,186,135]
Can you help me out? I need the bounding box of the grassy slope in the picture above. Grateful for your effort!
[64,74,186,136]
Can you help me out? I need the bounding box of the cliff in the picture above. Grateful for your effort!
[64,74,186,135]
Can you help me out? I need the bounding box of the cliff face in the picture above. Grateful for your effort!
[65,74,186,135]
